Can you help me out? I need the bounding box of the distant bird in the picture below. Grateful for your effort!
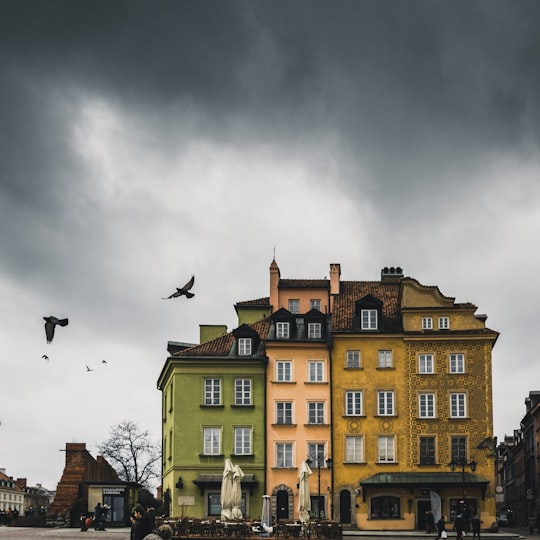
[86,365,93,372]
[162,275,195,299]
[102,360,107,364]
[43,316,69,343]
[42,354,49,362]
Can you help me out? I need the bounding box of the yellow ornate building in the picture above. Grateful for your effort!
[330,265,498,530]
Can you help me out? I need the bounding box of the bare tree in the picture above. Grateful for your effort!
[98,420,161,488]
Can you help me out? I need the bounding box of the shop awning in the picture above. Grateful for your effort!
[359,472,490,501]
[192,474,258,495]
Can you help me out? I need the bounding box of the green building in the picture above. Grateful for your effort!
[157,320,269,519]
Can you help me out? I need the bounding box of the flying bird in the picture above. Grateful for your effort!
[162,275,195,299]
[42,355,49,362]
[102,360,107,364]
[86,365,93,372]
[43,316,69,343]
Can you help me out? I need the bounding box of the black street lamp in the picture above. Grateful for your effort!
[449,456,477,502]
[306,454,332,519]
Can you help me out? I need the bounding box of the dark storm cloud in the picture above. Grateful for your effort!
[2,0,540,278]
[2,1,540,149]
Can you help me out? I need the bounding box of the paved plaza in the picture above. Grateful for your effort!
[0,527,530,540]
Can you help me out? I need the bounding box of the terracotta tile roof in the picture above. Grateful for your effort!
[332,280,402,332]
[173,319,271,357]
[235,297,270,307]
[279,279,329,289]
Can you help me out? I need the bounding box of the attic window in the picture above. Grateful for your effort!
[238,338,252,355]
[361,309,378,330]
[308,322,322,339]
[276,322,290,339]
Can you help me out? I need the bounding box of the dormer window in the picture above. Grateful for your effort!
[355,294,383,331]
[308,322,322,339]
[276,322,290,339]
[361,309,378,330]
[232,324,260,356]
[238,338,252,355]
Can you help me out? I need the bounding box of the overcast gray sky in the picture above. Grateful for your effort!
[1,1,539,490]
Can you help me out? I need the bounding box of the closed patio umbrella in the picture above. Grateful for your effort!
[221,458,235,521]
[261,495,273,536]
[231,463,245,520]
[298,460,313,523]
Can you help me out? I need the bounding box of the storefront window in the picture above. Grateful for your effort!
[207,492,247,517]
[370,496,400,519]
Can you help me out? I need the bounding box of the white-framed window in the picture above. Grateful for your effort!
[238,338,252,355]
[235,378,252,405]
[378,391,395,416]
[422,317,433,330]
[346,350,361,368]
[439,317,450,329]
[361,309,378,330]
[288,299,300,314]
[345,391,363,415]
[276,360,292,382]
[419,354,434,374]
[308,402,325,424]
[450,353,465,374]
[419,393,436,418]
[345,435,364,463]
[308,360,324,382]
[308,322,322,339]
[450,393,467,418]
[204,378,221,405]
[378,350,393,368]
[203,427,221,455]
[378,435,396,462]
[234,427,252,455]
[308,443,327,465]
[276,442,293,467]
[276,322,290,339]
[310,299,321,311]
[276,402,293,424]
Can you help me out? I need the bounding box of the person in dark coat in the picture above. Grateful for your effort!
[94,503,103,531]
[426,511,436,533]
[131,505,153,540]
[472,514,481,539]
[455,514,465,540]
[436,516,447,539]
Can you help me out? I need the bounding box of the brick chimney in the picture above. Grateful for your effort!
[381,266,404,282]
[330,263,341,295]
[269,258,280,312]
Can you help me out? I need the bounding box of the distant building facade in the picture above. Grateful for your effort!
[497,391,540,526]
[49,442,139,527]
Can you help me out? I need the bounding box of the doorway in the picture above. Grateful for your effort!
[339,490,352,524]
[276,490,289,521]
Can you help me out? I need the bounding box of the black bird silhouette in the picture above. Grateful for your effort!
[102,360,107,364]
[43,316,69,343]
[42,354,49,362]
[86,365,93,372]
[162,275,195,299]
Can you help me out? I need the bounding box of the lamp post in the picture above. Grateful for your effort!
[449,456,477,513]
[306,453,332,519]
